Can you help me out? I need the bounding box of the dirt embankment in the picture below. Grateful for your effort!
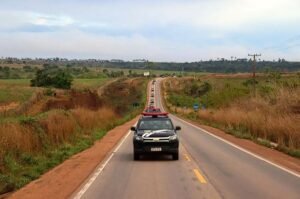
[24,78,144,116]
[43,90,103,112]
[0,78,147,197]
[24,90,103,116]
[8,117,139,199]
[5,78,149,199]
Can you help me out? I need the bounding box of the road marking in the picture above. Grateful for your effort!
[173,115,300,178]
[184,153,191,162]
[193,169,207,184]
[156,79,300,178]
[73,129,132,199]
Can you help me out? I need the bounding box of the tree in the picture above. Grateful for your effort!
[31,68,73,89]
[23,65,33,72]
[103,69,108,74]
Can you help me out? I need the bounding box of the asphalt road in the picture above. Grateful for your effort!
[73,78,300,199]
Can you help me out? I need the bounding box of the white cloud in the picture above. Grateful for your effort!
[1,31,297,61]
[32,14,74,27]
[2,0,300,31]
[61,0,300,32]
[0,0,299,61]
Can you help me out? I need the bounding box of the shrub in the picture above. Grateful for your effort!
[31,68,73,89]
[242,78,258,87]
[185,81,212,97]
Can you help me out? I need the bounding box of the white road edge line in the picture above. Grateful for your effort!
[74,81,156,198]
[73,128,133,199]
[157,79,300,178]
[173,115,300,178]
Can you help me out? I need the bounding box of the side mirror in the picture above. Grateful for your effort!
[175,126,181,131]
[131,126,136,131]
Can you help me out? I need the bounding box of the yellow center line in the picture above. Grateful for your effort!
[184,154,191,162]
[193,169,207,184]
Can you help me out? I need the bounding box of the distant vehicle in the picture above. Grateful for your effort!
[144,106,161,113]
[151,88,154,91]
[151,93,154,97]
[131,112,181,160]
[150,99,154,103]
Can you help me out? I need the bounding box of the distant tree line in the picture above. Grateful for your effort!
[102,60,300,73]
[102,69,125,77]
[1,57,300,73]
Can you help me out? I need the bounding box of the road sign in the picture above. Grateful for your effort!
[193,103,199,111]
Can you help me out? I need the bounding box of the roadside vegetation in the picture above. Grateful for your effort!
[30,66,73,89]
[72,78,109,90]
[163,72,300,158]
[3,57,300,73]
[0,80,36,105]
[0,76,147,195]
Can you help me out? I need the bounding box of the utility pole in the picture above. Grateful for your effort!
[248,53,261,96]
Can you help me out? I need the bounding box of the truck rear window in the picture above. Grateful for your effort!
[138,119,173,130]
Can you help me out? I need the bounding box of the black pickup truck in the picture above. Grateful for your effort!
[131,112,181,160]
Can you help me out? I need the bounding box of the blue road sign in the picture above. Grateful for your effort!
[193,103,199,111]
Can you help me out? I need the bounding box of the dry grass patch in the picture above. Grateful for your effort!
[39,111,77,145]
[0,123,41,169]
[197,90,300,149]
[163,76,300,154]
[71,107,117,132]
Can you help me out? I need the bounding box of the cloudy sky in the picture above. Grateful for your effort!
[0,0,300,61]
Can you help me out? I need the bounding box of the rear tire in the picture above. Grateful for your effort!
[134,152,140,160]
[172,152,179,160]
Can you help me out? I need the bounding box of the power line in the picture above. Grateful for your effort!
[248,53,261,78]
[248,53,261,97]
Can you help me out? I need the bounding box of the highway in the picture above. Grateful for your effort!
[73,78,300,199]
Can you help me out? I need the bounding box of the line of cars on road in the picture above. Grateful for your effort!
[131,79,181,160]
[149,80,155,106]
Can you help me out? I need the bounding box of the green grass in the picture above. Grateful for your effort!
[166,78,250,109]
[168,93,198,107]
[0,88,34,104]
[0,79,31,86]
[104,67,208,76]
[201,78,250,108]
[0,78,111,104]
[166,76,300,109]
[0,79,35,104]
[72,78,110,89]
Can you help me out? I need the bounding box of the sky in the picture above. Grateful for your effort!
[0,0,300,62]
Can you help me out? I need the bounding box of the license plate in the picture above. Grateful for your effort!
[151,147,162,152]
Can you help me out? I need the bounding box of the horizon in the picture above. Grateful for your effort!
[0,56,297,63]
